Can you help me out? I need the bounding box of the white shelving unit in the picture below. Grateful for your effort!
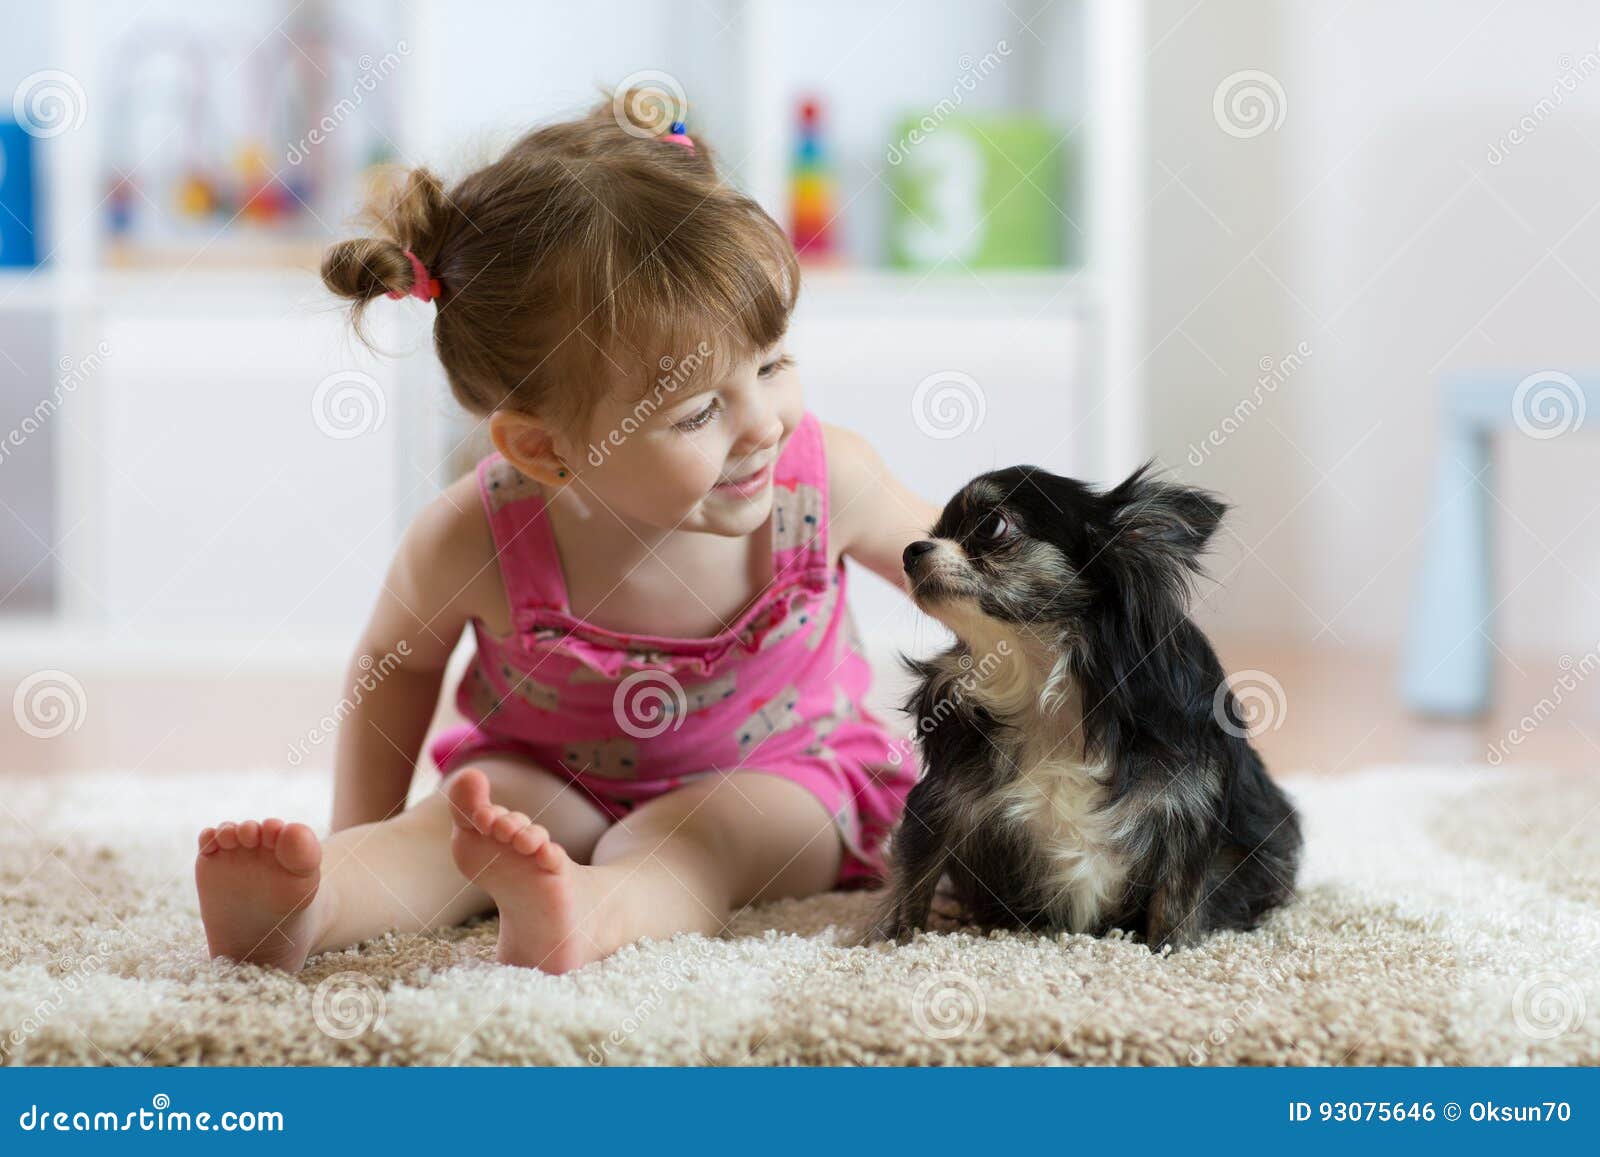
[0,0,1145,671]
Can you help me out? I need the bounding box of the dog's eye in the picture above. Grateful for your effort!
[977,512,1011,542]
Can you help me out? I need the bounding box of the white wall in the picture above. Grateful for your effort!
[1146,0,1600,657]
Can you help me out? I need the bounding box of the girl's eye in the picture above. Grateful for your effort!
[758,354,793,379]
[977,512,1011,541]
[673,397,722,432]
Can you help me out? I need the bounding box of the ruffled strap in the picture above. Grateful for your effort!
[770,412,830,579]
[476,454,567,612]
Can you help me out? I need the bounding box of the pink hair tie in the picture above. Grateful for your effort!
[662,120,695,151]
[387,249,440,303]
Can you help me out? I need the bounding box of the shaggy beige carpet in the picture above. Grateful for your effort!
[1,763,1596,1066]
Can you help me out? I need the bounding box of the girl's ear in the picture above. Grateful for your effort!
[489,410,571,486]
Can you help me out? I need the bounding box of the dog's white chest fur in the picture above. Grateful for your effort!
[995,730,1127,932]
[964,636,1130,931]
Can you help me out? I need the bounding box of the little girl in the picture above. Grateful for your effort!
[193,96,936,974]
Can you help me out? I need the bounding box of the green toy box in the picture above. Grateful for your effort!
[885,113,1067,270]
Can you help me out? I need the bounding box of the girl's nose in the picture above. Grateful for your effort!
[740,405,784,454]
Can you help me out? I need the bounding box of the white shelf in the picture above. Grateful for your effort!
[1,0,1147,663]
[0,268,326,314]
[798,266,1097,319]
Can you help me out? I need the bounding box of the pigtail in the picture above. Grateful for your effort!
[321,166,451,339]
[601,86,716,173]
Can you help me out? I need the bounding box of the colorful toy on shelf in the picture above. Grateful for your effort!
[0,121,40,266]
[886,113,1066,270]
[105,173,136,237]
[99,6,402,265]
[236,143,292,224]
[789,97,839,263]
[174,170,219,219]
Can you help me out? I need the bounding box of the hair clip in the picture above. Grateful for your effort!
[661,120,695,152]
[387,249,441,303]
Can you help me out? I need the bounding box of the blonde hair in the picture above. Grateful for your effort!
[321,92,799,431]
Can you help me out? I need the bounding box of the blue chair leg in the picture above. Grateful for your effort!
[1401,420,1494,717]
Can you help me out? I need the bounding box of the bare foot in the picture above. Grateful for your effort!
[194,818,323,972]
[446,768,606,974]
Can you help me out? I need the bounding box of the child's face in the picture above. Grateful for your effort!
[563,342,804,537]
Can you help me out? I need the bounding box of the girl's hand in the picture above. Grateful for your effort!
[823,423,941,592]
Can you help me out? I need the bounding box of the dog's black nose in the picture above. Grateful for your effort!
[903,540,937,571]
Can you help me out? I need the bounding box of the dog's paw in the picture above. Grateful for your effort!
[841,921,883,948]
[851,911,920,947]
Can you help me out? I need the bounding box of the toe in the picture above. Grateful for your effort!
[510,824,548,855]
[445,767,492,832]
[198,826,218,853]
[215,822,240,851]
[274,823,322,876]
[260,818,285,848]
[237,820,262,849]
[491,810,531,842]
[529,838,567,873]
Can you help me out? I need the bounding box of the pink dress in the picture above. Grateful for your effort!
[429,413,917,887]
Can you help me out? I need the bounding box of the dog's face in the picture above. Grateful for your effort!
[902,465,1227,648]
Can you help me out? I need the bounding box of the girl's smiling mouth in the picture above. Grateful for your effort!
[713,462,772,498]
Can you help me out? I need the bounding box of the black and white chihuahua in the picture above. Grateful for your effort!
[872,465,1301,950]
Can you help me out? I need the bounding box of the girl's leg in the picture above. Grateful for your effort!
[447,766,842,973]
[194,757,611,972]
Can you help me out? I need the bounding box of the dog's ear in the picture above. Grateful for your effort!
[1105,464,1227,558]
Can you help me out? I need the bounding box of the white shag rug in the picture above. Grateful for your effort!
[1,764,1597,1066]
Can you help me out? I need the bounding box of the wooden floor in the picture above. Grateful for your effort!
[1211,641,1599,776]
[2,641,1595,780]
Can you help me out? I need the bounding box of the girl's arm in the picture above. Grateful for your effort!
[329,470,503,830]
[823,423,942,590]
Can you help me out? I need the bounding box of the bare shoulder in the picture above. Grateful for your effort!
[390,466,510,637]
[820,421,939,579]
[821,422,885,510]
